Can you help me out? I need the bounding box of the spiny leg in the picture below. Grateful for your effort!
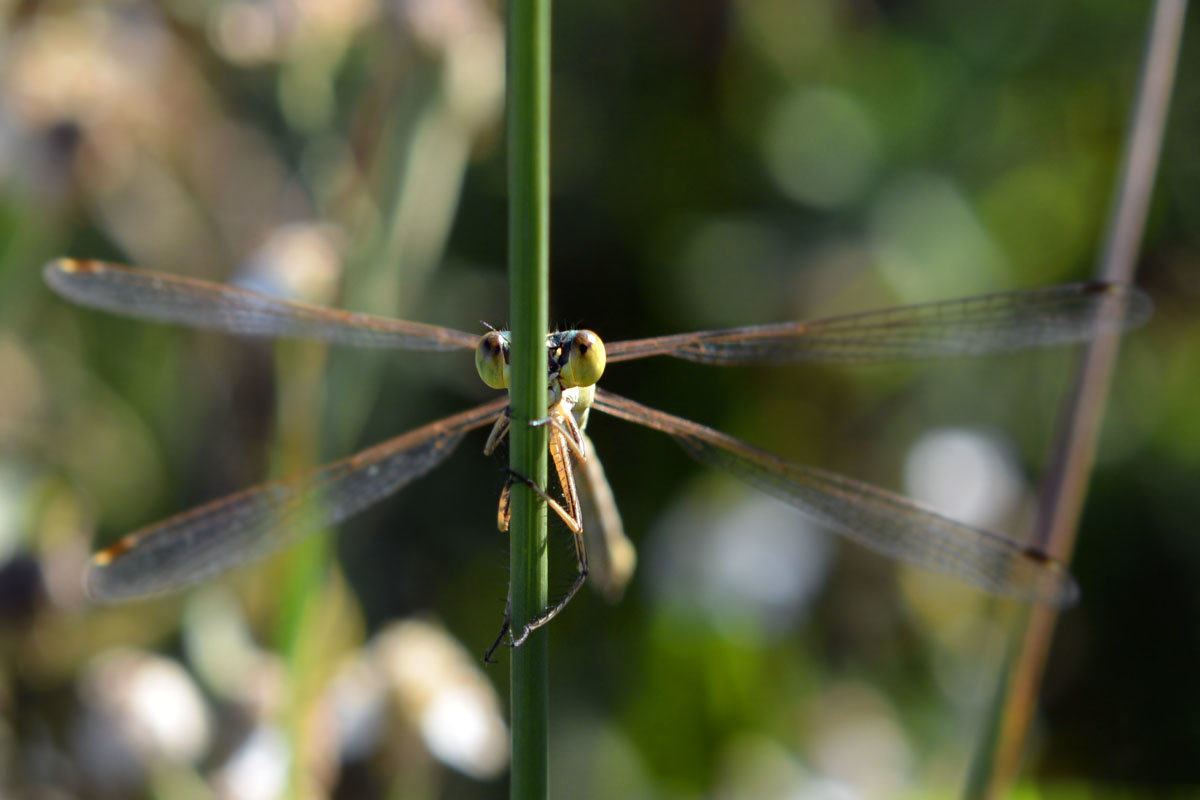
[489,405,590,654]
[507,426,589,647]
[494,405,578,532]
[510,526,587,648]
[498,412,584,535]
[484,594,512,664]
[483,409,511,456]
[532,401,588,463]
[491,463,582,656]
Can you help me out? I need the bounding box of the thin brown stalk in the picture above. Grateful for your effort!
[966,1,1187,796]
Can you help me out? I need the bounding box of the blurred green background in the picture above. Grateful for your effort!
[2,1,1199,797]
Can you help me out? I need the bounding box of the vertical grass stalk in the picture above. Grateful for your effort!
[507,0,551,796]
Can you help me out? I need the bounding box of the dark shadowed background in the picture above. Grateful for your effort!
[2,1,1198,797]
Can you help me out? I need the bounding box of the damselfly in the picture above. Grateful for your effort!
[44,259,1151,654]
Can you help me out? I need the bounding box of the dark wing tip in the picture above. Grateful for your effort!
[1055,574,1082,608]
[83,561,124,603]
[1120,286,1155,329]
[1078,279,1118,295]
[85,561,166,604]
[1076,280,1155,329]
[84,537,160,603]
[45,257,104,277]
[1022,546,1081,608]
[42,258,70,289]
[44,258,110,296]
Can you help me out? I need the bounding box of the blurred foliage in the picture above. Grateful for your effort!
[1,0,1198,798]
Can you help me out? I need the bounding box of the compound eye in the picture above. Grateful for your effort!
[560,330,606,388]
[475,330,510,389]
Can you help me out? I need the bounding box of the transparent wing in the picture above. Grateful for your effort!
[87,397,509,601]
[606,282,1152,365]
[592,389,1077,607]
[576,434,636,602]
[44,259,480,351]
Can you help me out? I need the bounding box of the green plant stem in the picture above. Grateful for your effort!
[507,0,551,796]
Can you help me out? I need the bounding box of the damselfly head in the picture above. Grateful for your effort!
[475,330,510,389]
[558,330,606,389]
